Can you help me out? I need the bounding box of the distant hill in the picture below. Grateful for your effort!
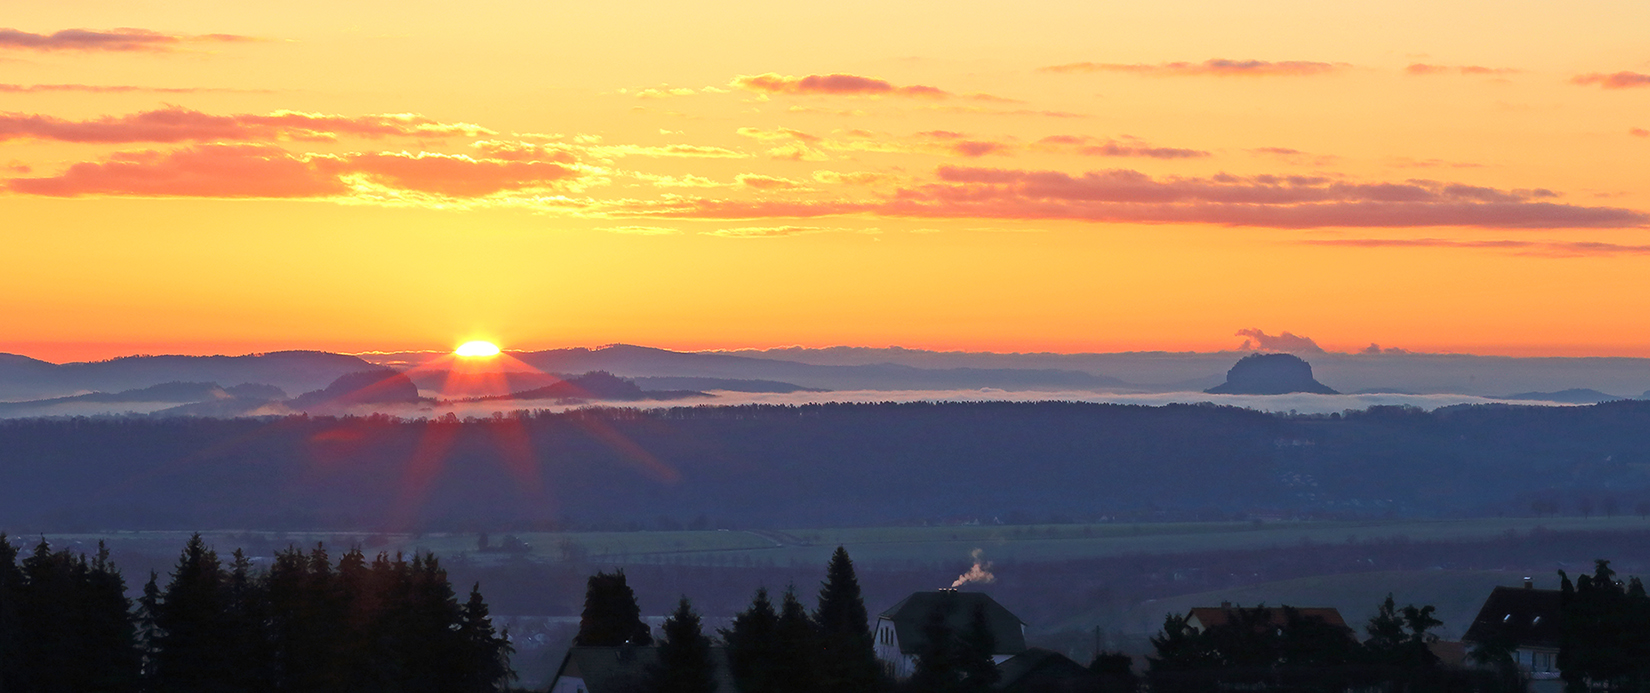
[0,381,291,418]
[7,399,1650,530]
[631,376,822,393]
[1207,354,1338,395]
[505,344,1133,392]
[289,369,424,411]
[1500,389,1626,404]
[0,351,372,402]
[466,371,704,403]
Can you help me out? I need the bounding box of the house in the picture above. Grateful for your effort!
[1183,602,1354,637]
[993,648,1101,693]
[1462,580,1563,685]
[548,645,736,693]
[873,589,1028,680]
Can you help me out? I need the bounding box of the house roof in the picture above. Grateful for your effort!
[878,590,1027,655]
[1462,587,1563,649]
[1186,606,1351,632]
[551,645,736,693]
[994,648,1097,691]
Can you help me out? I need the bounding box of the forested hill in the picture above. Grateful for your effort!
[5,401,1650,531]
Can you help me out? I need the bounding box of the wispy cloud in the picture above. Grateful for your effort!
[0,27,255,53]
[704,225,861,238]
[612,166,1645,230]
[0,83,266,94]
[1405,63,1520,77]
[5,143,585,198]
[1301,237,1650,257]
[0,107,491,143]
[1039,59,1347,77]
[729,72,1006,101]
[1572,72,1650,89]
[1036,134,1208,159]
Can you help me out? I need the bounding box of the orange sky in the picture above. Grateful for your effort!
[4,0,1650,362]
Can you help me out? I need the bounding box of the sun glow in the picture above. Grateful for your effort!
[454,340,501,358]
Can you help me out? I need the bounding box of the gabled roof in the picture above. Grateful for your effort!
[878,590,1027,655]
[1462,587,1563,649]
[1186,606,1351,632]
[994,648,1097,691]
[552,645,736,693]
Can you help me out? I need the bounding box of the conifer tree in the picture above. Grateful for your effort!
[0,534,21,693]
[774,587,820,693]
[957,602,1000,693]
[136,572,162,687]
[575,570,652,646]
[723,587,782,693]
[154,533,234,693]
[221,549,272,693]
[458,582,516,693]
[908,602,961,693]
[814,547,881,693]
[648,597,718,693]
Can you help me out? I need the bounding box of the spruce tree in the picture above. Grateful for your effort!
[957,602,1000,693]
[908,602,961,693]
[648,597,718,693]
[458,582,516,692]
[136,572,162,687]
[723,587,782,693]
[814,547,880,693]
[774,587,820,693]
[0,534,21,693]
[575,570,652,646]
[154,533,234,693]
[222,549,272,693]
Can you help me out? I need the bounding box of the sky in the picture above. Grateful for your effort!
[4,0,1650,362]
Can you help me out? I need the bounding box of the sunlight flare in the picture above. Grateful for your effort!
[454,340,501,358]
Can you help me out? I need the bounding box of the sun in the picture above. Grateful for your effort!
[454,340,501,358]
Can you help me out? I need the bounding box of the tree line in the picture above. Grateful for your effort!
[0,533,514,693]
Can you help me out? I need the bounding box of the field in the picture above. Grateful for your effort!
[36,514,1650,571]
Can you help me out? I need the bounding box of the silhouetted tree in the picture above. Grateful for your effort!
[0,534,21,693]
[815,547,881,693]
[576,570,652,646]
[957,602,1000,693]
[458,582,516,692]
[154,534,234,693]
[649,597,718,693]
[723,587,782,693]
[1089,652,1138,693]
[1362,594,1441,669]
[907,601,961,693]
[1558,560,1650,692]
[774,587,820,693]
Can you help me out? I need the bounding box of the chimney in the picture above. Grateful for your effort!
[1524,577,1533,589]
[939,587,958,593]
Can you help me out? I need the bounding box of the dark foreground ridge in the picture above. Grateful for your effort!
[4,400,1650,530]
[1207,353,1338,395]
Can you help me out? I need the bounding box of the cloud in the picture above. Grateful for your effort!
[1572,72,1650,89]
[736,173,807,190]
[0,106,492,143]
[614,166,1646,229]
[1234,328,1324,354]
[319,151,582,196]
[1300,237,1650,257]
[730,72,999,99]
[704,225,858,238]
[1632,128,1650,138]
[598,225,679,235]
[0,83,263,94]
[588,143,748,158]
[0,27,255,53]
[813,170,897,186]
[1405,63,1519,76]
[6,143,584,198]
[1039,59,1347,77]
[1038,134,1209,159]
[921,105,1089,118]
[6,144,347,198]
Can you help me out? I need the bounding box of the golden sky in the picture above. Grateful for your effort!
[4,0,1650,361]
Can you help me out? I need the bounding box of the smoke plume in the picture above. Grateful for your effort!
[951,548,995,587]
